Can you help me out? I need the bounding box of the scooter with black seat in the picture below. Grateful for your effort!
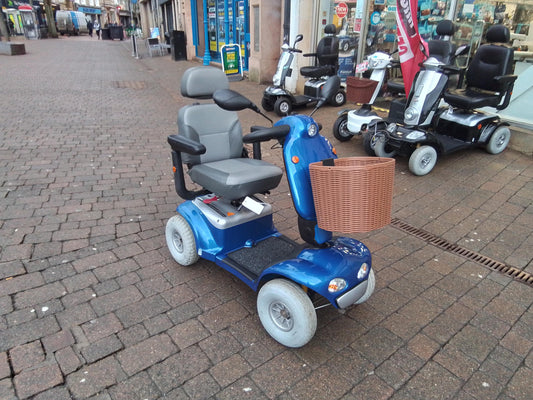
[262,24,346,117]
[370,25,517,176]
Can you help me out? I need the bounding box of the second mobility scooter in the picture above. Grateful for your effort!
[332,20,460,145]
[166,66,393,347]
[262,24,346,117]
[371,24,517,175]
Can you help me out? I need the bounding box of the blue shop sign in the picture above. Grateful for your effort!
[78,7,101,14]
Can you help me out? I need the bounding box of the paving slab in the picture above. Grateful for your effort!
[0,35,531,399]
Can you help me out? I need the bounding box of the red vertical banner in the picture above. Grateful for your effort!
[395,0,428,95]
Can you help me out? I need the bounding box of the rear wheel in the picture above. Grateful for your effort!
[374,136,397,158]
[257,279,317,348]
[409,145,437,176]
[333,115,352,142]
[274,97,292,116]
[486,126,510,154]
[165,214,199,266]
[330,90,346,106]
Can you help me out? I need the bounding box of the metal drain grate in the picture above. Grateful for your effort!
[390,218,533,286]
[112,81,146,89]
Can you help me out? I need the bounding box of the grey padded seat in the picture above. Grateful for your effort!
[178,67,283,199]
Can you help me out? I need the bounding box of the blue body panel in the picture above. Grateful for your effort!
[259,236,371,307]
[177,201,278,263]
[173,113,372,308]
[276,115,337,220]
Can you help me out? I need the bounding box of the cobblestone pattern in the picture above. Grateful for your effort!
[0,36,532,399]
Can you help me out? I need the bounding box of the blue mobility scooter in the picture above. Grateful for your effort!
[165,67,376,347]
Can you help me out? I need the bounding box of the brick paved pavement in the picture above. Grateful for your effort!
[0,36,532,399]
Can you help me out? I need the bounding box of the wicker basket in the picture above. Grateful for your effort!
[346,77,379,104]
[309,157,395,233]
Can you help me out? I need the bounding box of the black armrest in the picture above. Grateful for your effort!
[494,75,518,111]
[441,65,462,74]
[243,125,290,143]
[303,52,317,57]
[494,75,518,89]
[167,135,206,155]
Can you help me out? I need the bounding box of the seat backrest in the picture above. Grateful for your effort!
[465,25,513,92]
[427,20,456,64]
[316,24,339,67]
[178,67,243,166]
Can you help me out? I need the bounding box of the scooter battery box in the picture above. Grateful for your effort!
[388,98,407,123]
[304,80,323,98]
[437,110,486,143]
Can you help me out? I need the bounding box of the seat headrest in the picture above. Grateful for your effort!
[180,66,229,99]
[485,25,510,44]
[324,24,336,35]
[435,20,455,37]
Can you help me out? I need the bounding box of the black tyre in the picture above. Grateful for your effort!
[330,90,346,106]
[362,131,377,156]
[274,97,292,116]
[261,97,274,112]
[333,115,352,142]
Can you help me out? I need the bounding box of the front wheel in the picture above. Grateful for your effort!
[363,131,377,156]
[409,145,438,176]
[355,269,375,304]
[330,90,347,106]
[165,214,199,266]
[274,97,292,116]
[333,115,352,142]
[374,136,397,158]
[486,126,510,154]
[257,279,317,348]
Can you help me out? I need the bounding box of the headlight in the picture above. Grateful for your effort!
[404,107,419,122]
[357,263,369,280]
[328,278,347,293]
[406,130,426,140]
[308,123,318,137]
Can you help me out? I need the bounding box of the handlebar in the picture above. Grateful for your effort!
[243,125,291,144]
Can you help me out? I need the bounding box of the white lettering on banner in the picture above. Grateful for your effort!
[398,0,416,37]
[396,14,414,62]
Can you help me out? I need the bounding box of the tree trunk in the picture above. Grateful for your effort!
[43,0,58,38]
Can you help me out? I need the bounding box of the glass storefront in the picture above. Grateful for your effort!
[206,0,248,67]
[321,0,533,73]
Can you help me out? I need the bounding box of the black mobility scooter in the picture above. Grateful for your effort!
[262,24,346,116]
[374,25,517,175]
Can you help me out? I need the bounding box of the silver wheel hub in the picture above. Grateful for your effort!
[280,102,289,113]
[172,231,183,253]
[269,301,293,331]
[420,154,433,167]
